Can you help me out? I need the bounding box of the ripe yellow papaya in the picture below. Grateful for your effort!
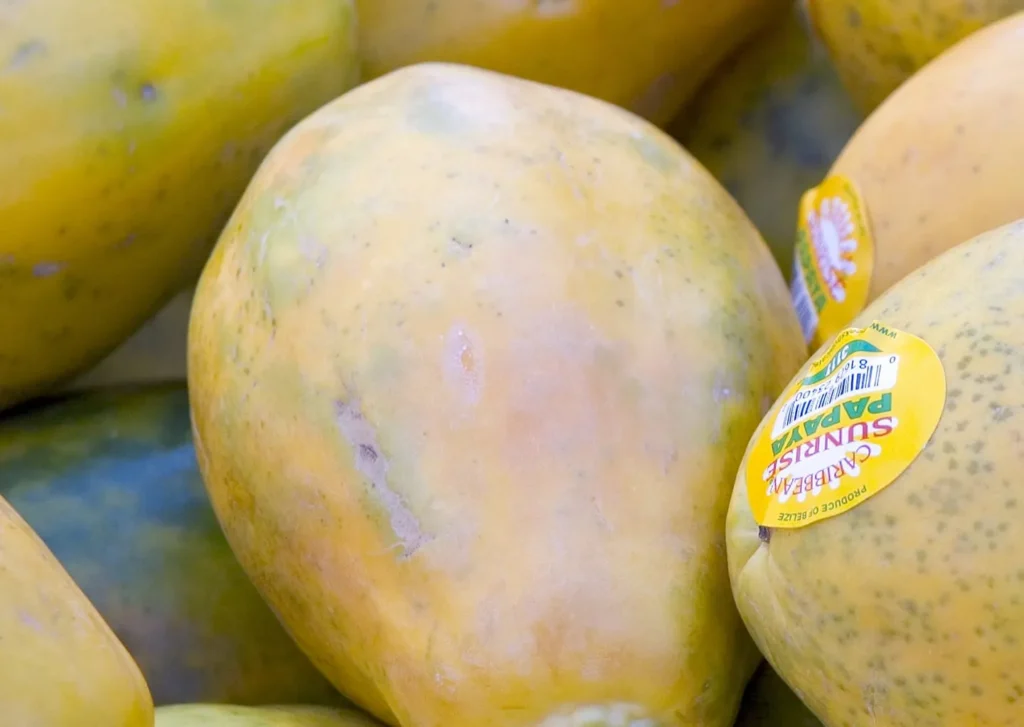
[156,704,383,727]
[355,0,791,126]
[789,10,1024,349]
[0,492,153,725]
[189,62,805,727]
[729,216,1024,725]
[671,3,862,279]
[808,0,1024,112]
[0,0,359,411]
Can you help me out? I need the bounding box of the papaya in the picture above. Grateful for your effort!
[0,385,341,707]
[670,3,862,280]
[727,217,1024,725]
[733,664,822,727]
[0,0,359,411]
[789,10,1024,350]
[355,0,791,126]
[807,0,1024,112]
[188,62,806,727]
[156,704,383,727]
[65,287,193,392]
[0,491,153,725]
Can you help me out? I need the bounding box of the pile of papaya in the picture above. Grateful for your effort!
[2,1,1024,725]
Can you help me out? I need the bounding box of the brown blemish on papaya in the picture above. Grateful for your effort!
[334,400,431,559]
[443,324,483,407]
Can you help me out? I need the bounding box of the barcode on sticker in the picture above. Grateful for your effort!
[771,355,900,437]
[791,263,818,344]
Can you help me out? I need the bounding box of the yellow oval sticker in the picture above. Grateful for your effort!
[790,174,875,349]
[745,321,945,529]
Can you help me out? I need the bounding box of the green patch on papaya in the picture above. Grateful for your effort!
[629,132,678,174]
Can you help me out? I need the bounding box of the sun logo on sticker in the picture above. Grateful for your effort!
[807,196,858,303]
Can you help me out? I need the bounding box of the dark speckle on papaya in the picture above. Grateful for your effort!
[32,261,64,278]
[60,274,83,301]
[7,40,46,70]
[358,443,379,464]
[116,233,138,250]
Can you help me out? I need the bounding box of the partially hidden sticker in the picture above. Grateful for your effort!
[789,174,875,350]
[745,321,945,529]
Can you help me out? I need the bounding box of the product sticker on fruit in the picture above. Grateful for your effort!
[790,174,874,348]
[746,321,945,529]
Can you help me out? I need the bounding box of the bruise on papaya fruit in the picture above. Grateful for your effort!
[334,398,433,559]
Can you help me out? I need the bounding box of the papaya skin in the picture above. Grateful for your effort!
[0,0,359,411]
[671,2,862,279]
[188,62,806,727]
[155,704,384,727]
[727,218,1024,725]
[355,0,791,126]
[0,492,154,725]
[0,385,343,707]
[811,10,1024,337]
[808,0,1024,112]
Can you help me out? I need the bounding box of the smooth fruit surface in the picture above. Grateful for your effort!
[0,0,359,409]
[356,0,790,125]
[189,63,805,727]
[0,491,153,725]
[155,704,382,727]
